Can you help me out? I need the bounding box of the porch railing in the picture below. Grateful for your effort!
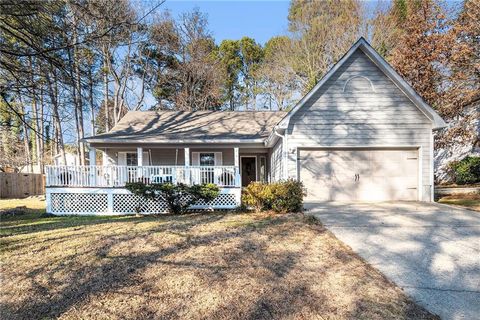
[45,165,240,188]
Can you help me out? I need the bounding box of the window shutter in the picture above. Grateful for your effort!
[118,152,126,166]
[192,152,200,166]
[214,152,223,165]
[142,152,150,165]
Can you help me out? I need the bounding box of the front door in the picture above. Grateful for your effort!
[241,157,257,187]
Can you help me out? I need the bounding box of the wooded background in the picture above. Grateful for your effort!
[0,0,478,173]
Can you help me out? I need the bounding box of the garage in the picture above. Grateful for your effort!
[299,149,419,201]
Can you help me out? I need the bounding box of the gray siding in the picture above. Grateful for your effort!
[287,49,433,201]
[150,149,185,165]
[100,148,234,166]
[270,138,284,182]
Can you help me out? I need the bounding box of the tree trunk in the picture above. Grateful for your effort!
[72,22,86,165]
[29,57,42,171]
[89,66,95,136]
[102,44,110,132]
[17,93,32,172]
[47,66,66,166]
[39,85,45,172]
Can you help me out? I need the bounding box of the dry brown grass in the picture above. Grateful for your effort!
[0,203,436,319]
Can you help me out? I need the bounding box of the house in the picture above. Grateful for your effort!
[45,38,446,215]
[53,152,79,166]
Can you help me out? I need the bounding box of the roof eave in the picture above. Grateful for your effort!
[85,138,268,144]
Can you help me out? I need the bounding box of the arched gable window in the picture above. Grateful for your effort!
[343,75,375,93]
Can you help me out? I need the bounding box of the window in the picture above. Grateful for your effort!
[126,153,138,166]
[200,153,215,166]
[260,156,266,182]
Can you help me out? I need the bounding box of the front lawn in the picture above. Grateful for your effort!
[0,200,435,319]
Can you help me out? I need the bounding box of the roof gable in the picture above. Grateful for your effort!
[277,37,446,130]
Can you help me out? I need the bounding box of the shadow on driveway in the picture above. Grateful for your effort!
[306,201,480,320]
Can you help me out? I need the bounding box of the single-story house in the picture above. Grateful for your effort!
[45,38,445,215]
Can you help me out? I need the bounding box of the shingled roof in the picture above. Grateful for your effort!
[84,110,286,144]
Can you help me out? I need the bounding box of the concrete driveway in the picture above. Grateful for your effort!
[306,202,480,320]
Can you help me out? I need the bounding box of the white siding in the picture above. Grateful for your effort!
[286,49,433,201]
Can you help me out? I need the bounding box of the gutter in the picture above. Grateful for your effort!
[82,138,267,144]
[272,126,288,180]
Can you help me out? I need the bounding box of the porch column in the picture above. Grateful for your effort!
[137,147,143,166]
[137,147,143,181]
[184,147,190,184]
[89,147,96,186]
[234,147,240,187]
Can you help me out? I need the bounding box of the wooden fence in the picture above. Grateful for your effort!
[0,173,45,199]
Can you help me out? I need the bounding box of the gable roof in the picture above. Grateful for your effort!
[84,110,286,144]
[276,37,446,130]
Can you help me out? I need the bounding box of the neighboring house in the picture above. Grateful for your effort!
[45,38,445,215]
[53,152,79,166]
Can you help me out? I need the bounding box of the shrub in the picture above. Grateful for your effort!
[242,182,274,212]
[270,179,305,213]
[449,156,480,185]
[125,182,220,215]
[242,179,305,213]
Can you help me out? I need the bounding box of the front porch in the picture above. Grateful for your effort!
[45,146,270,215]
[45,165,240,188]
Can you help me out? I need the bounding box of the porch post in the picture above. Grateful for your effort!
[137,147,143,166]
[234,147,240,187]
[89,147,96,186]
[137,147,143,181]
[184,147,190,184]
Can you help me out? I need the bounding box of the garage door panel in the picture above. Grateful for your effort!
[300,152,332,201]
[299,149,418,202]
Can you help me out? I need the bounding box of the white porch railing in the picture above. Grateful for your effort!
[45,165,240,188]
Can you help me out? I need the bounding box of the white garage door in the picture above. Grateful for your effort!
[299,149,419,201]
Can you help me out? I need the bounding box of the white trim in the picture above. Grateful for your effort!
[295,145,422,150]
[343,75,375,92]
[137,147,143,167]
[259,156,267,182]
[430,131,434,202]
[240,156,258,185]
[275,37,446,132]
[418,146,423,201]
[45,187,241,215]
[85,138,267,144]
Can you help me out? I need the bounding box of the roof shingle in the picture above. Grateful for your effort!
[85,110,286,143]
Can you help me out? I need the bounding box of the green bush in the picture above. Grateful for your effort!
[449,156,480,185]
[125,182,220,215]
[242,179,305,213]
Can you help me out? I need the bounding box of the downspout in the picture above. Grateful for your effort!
[273,127,288,180]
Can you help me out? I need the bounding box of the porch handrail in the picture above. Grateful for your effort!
[45,165,240,188]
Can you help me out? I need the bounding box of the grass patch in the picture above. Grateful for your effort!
[0,199,436,319]
[438,193,480,211]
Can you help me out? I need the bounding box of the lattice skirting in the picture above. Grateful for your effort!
[46,187,241,215]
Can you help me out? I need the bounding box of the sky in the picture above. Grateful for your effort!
[161,0,291,45]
